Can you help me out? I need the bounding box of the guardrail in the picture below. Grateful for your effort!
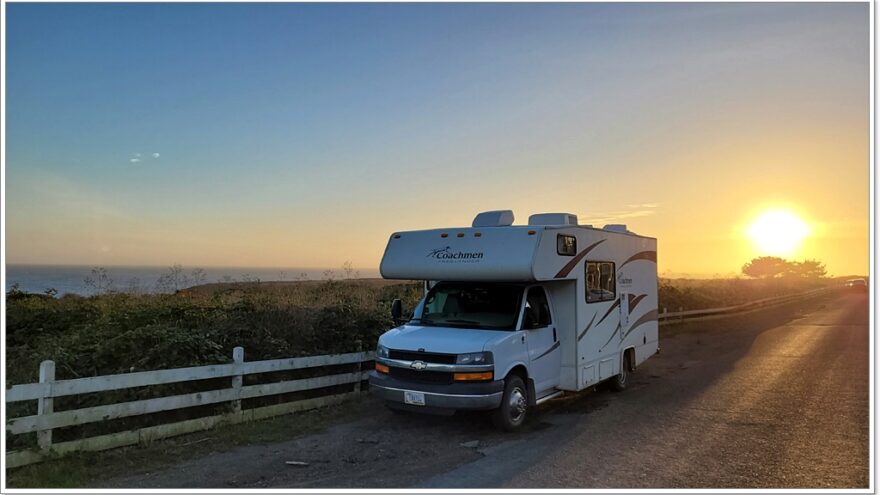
[5,348,375,469]
[658,287,833,324]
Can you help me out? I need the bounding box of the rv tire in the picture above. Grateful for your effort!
[492,374,528,431]
[610,353,631,392]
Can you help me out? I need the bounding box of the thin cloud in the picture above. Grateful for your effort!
[580,204,660,226]
[128,151,159,163]
[586,211,656,225]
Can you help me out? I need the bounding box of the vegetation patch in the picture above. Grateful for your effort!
[5,261,834,457]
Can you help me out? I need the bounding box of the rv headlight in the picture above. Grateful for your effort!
[456,351,493,365]
[376,344,390,359]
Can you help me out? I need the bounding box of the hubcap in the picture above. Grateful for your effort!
[508,387,527,423]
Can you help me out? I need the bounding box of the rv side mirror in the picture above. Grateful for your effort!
[391,299,402,320]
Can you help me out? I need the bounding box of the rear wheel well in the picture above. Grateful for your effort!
[623,347,636,372]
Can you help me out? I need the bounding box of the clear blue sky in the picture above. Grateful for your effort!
[5,3,869,276]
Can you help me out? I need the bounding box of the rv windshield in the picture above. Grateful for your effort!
[417,282,524,331]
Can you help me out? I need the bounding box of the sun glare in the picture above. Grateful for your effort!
[746,210,811,257]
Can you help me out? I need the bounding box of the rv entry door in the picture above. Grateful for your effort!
[522,286,562,394]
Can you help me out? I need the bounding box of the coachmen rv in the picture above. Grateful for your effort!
[369,210,659,430]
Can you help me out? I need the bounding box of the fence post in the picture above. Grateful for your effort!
[354,339,362,393]
[37,360,55,452]
[232,347,244,415]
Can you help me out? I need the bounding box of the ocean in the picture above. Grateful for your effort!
[5,265,380,296]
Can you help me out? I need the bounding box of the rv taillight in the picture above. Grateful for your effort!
[527,230,536,235]
[392,234,401,239]
[453,372,494,382]
[375,363,390,374]
[441,233,449,238]
[456,233,464,238]
[474,232,482,237]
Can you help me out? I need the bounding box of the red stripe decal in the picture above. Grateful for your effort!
[622,309,659,340]
[628,294,647,314]
[620,250,657,268]
[596,298,621,326]
[554,239,606,278]
[577,312,598,342]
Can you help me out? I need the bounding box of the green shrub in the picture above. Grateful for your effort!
[6,276,826,385]
[5,280,419,386]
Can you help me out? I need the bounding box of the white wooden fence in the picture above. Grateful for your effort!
[5,348,375,469]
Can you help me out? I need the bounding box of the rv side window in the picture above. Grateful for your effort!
[557,235,577,256]
[585,261,616,303]
[523,286,552,329]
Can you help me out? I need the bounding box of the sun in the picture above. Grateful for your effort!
[746,209,811,257]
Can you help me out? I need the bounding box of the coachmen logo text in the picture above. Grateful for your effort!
[427,246,484,263]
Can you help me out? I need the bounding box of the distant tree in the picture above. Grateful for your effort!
[6,282,25,300]
[6,283,52,301]
[342,261,359,279]
[742,257,791,279]
[125,277,145,295]
[84,267,114,294]
[786,259,828,279]
[190,268,207,286]
[156,265,189,293]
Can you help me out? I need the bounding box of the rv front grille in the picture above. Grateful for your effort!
[388,349,457,365]
[388,367,454,384]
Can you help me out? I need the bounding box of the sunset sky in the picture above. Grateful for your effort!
[5,3,870,277]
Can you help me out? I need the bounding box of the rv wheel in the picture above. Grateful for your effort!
[610,353,631,392]
[492,375,528,431]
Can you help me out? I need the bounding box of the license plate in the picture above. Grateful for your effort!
[404,391,426,406]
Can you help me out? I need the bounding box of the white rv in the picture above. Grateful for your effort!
[369,210,658,430]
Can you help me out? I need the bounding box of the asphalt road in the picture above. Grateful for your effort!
[424,290,870,488]
[104,291,869,489]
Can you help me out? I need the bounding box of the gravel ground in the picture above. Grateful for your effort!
[101,291,869,489]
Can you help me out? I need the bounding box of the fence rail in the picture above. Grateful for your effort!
[5,349,375,469]
[658,287,832,324]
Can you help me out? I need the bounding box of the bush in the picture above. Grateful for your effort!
[5,280,421,386]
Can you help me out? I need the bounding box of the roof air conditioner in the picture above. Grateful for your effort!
[528,213,579,226]
[472,210,515,228]
[603,224,629,233]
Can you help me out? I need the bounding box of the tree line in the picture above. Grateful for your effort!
[741,256,827,279]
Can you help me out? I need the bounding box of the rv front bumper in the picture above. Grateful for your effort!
[368,371,504,411]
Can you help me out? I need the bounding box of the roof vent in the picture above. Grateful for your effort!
[472,210,515,228]
[528,213,578,226]
[603,224,629,233]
